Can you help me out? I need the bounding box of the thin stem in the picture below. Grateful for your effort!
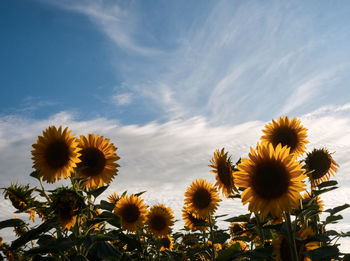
[208,215,215,261]
[254,214,265,244]
[39,177,51,203]
[284,212,299,261]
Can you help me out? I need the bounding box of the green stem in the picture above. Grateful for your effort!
[39,177,51,203]
[208,215,215,261]
[284,212,299,261]
[254,214,265,244]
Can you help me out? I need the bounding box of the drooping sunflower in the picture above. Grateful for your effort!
[182,206,209,231]
[77,134,120,189]
[3,184,36,222]
[51,188,84,230]
[184,179,221,219]
[209,148,238,198]
[261,116,308,157]
[302,192,324,212]
[304,148,339,186]
[114,195,147,232]
[229,222,248,238]
[146,204,174,237]
[234,143,306,218]
[160,235,174,251]
[273,227,320,261]
[32,126,81,183]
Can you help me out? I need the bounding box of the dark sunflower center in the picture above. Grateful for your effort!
[217,160,233,186]
[44,140,70,169]
[280,238,304,261]
[150,214,167,231]
[56,194,79,219]
[121,204,140,223]
[252,160,290,199]
[271,127,298,152]
[79,148,106,176]
[161,237,171,249]
[192,188,212,209]
[189,213,207,227]
[307,150,331,180]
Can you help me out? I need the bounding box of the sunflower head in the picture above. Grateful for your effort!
[51,188,85,230]
[77,134,120,189]
[272,227,320,261]
[228,240,248,251]
[108,192,120,205]
[114,195,147,232]
[146,204,174,238]
[209,148,238,198]
[234,143,306,218]
[160,235,174,251]
[182,206,209,231]
[184,179,221,219]
[3,184,33,211]
[31,126,81,183]
[304,148,339,186]
[302,192,324,212]
[261,116,308,157]
[229,222,247,238]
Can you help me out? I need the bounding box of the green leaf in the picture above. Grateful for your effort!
[0,218,25,230]
[30,171,40,180]
[304,245,339,260]
[87,241,121,260]
[313,186,338,196]
[133,191,146,197]
[224,213,251,223]
[325,214,343,224]
[317,180,338,189]
[11,220,55,250]
[325,204,350,215]
[98,200,115,211]
[99,211,121,227]
[215,244,241,261]
[88,185,109,199]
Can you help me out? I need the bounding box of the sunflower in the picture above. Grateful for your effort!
[234,143,306,218]
[209,148,238,197]
[261,116,308,157]
[302,192,324,212]
[160,235,174,251]
[229,222,248,238]
[146,204,174,237]
[114,195,147,232]
[182,206,209,231]
[304,148,339,186]
[273,227,320,261]
[184,179,221,219]
[108,192,120,205]
[77,134,120,189]
[52,188,84,230]
[32,126,81,183]
[228,240,248,251]
[3,184,36,222]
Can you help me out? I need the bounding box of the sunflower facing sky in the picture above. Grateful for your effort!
[272,227,320,261]
[182,206,209,232]
[52,188,84,230]
[114,195,147,232]
[146,204,174,237]
[261,116,308,157]
[304,148,339,186]
[209,148,238,198]
[77,134,120,189]
[32,126,81,183]
[184,179,221,219]
[234,143,306,218]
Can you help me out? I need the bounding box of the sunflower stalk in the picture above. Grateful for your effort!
[284,212,299,261]
[254,214,265,244]
[208,215,216,261]
[38,176,51,203]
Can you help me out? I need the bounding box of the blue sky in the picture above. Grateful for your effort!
[1,0,350,250]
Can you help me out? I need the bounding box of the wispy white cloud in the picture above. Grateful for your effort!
[112,92,133,106]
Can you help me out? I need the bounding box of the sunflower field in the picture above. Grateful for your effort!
[1,117,350,260]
